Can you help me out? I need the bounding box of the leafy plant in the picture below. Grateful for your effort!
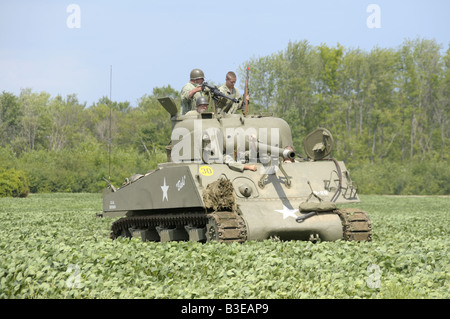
[0,194,448,299]
[0,168,29,198]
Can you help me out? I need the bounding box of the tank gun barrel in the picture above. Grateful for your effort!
[256,142,295,160]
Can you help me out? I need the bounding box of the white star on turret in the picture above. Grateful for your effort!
[274,205,299,219]
[161,178,169,201]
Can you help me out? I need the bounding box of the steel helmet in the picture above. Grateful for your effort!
[190,69,205,80]
[196,96,209,106]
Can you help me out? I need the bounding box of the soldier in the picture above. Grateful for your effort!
[180,69,208,115]
[185,96,209,116]
[224,152,258,172]
[215,71,250,114]
[224,133,258,172]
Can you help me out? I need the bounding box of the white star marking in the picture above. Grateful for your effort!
[274,205,299,220]
[161,178,169,201]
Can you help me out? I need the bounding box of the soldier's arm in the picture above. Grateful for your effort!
[189,86,202,98]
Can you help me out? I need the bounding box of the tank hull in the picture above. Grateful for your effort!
[103,160,370,242]
[239,201,343,241]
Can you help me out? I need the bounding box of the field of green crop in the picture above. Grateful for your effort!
[0,193,448,299]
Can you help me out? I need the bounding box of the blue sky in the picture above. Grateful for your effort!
[1,0,449,106]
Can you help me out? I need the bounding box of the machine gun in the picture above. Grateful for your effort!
[202,82,239,104]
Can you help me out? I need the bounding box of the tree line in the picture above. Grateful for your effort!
[0,37,448,196]
[240,38,449,162]
[238,38,449,195]
[0,86,175,194]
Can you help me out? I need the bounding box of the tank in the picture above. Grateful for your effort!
[101,93,372,243]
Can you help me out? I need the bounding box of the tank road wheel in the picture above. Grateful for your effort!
[110,218,132,239]
[205,216,219,242]
[205,211,247,243]
[110,228,133,240]
[110,213,209,242]
[335,208,372,241]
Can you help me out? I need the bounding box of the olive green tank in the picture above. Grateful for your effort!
[102,88,372,243]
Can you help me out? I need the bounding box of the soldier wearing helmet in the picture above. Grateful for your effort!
[185,96,209,116]
[180,69,209,115]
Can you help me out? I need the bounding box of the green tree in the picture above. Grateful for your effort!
[16,89,51,152]
[398,38,445,160]
[47,94,86,150]
[238,55,278,113]
[0,91,22,147]
[134,87,173,156]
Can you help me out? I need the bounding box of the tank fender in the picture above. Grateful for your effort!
[102,165,204,214]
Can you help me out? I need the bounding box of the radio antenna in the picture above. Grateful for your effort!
[108,65,112,183]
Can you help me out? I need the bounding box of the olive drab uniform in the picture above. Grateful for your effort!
[180,82,208,115]
[215,84,242,114]
[180,68,208,115]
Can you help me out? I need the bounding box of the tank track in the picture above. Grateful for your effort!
[110,211,247,243]
[335,208,372,241]
[205,211,247,243]
[110,212,208,240]
[109,209,370,242]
